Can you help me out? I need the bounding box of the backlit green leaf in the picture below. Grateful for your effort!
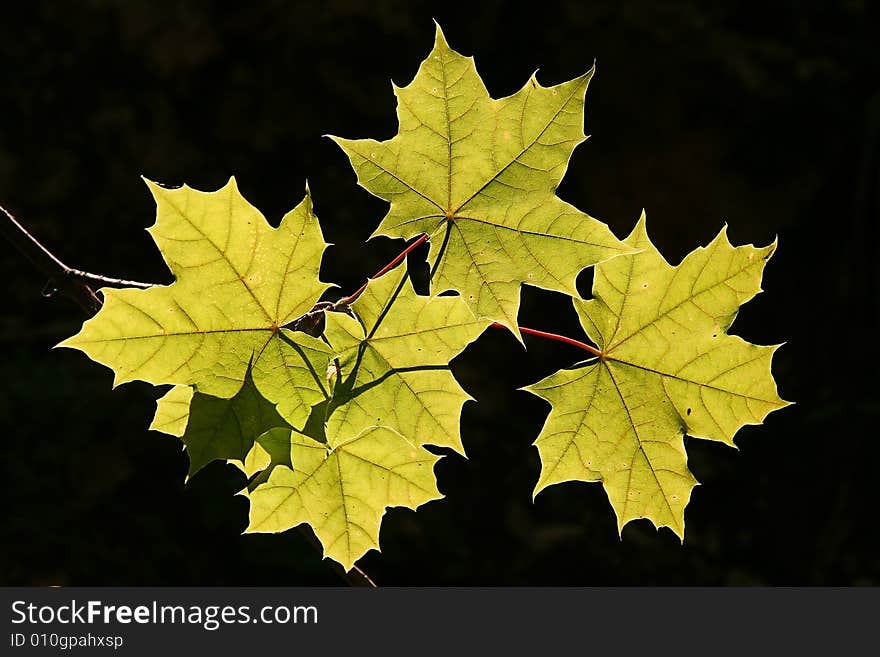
[246,425,442,571]
[331,24,631,336]
[59,178,333,428]
[322,266,490,454]
[525,215,790,538]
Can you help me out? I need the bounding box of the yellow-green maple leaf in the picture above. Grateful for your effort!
[330,24,631,336]
[59,178,333,428]
[322,266,490,454]
[246,425,442,571]
[524,215,791,538]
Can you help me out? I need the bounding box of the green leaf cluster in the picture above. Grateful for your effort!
[60,24,789,571]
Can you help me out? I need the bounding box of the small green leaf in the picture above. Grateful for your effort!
[331,24,631,336]
[323,266,489,454]
[246,425,442,572]
[525,215,791,538]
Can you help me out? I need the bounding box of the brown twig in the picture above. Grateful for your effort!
[65,268,154,289]
[1,203,102,314]
[0,203,154,315]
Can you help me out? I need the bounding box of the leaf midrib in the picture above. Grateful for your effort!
[604,354,786,407]
[73,326,273,343]
[604,361,681,533]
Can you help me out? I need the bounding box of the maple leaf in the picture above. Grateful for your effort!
[246,425,442,571]
[330,24,631,336]
[150,370,292,479]
[524,215,791,538]
[59,178,334,428]
[239,265,484,570]
[322,265,490,454]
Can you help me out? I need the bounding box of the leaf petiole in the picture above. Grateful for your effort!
[490,322,602,357]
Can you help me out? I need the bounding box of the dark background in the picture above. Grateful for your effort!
[1,0,877,585]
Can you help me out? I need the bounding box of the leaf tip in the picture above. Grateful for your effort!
[110,372,126,390]
[431,19,448,48]
[762,235,779,262]
[531,480,547,503]
[337,556,360,574]
[222,175,240,197]
[494,318,526,347]
[53,335,74,350]
[141,176,165,200]
[579,65,596,87]
[624,210,651,245]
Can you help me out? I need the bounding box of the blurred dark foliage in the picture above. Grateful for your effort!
[1,0,877,585]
